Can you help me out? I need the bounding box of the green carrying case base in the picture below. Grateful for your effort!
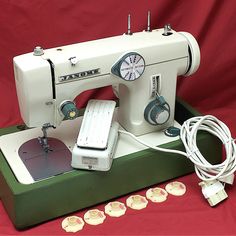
[0,99,222,229]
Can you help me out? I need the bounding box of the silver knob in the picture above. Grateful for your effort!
[33,46,44,56]
[69,56,79,66]
[163,24,173,36]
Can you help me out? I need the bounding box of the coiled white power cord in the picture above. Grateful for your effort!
[119,115,236,205]
[119,115,236,183]
[181,115,236,182]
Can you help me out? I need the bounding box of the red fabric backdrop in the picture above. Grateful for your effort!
[0,0,236,234]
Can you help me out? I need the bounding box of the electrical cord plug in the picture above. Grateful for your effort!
[219,174,234,185]
[199,180,228,206]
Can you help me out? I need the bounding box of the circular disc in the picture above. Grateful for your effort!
[126,194,148,210]
[165,181,186,196]
[61,216,85,232]
[119,53,145,81]
[146,187,168,203]
[105,201,127,217]
[84,209,106,225]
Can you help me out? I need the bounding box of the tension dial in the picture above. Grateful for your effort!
[111,52,145,81]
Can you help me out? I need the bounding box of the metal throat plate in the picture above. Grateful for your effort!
[18,138,73,181]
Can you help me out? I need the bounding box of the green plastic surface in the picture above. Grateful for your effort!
[0,99,222,229]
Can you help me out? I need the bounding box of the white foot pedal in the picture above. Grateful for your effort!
[72,122,119,171]
[77,99,116,150]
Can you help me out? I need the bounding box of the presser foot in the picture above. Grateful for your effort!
[38,123,55,152]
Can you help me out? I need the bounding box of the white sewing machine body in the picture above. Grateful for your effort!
[13,28,199,136]
[0,26,200,184]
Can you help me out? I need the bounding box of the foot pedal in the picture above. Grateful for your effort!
[72,122,119,171]
[72,100,118,171]
[77,99,116,150]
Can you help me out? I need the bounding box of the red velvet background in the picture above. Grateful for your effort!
[0,0,236,234]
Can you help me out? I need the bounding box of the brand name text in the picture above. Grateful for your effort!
[59,68,100,82]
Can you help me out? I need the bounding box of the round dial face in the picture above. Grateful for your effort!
[119,53,145,81]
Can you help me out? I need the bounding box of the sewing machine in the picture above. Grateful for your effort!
[0,13,200,184]
[0,13,207,229]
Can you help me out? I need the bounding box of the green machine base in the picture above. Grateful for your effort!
[0,99,222,229]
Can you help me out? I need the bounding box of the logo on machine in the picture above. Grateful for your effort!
[59,68,100,82]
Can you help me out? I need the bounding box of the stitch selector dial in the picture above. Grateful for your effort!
[111,52,145,81]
